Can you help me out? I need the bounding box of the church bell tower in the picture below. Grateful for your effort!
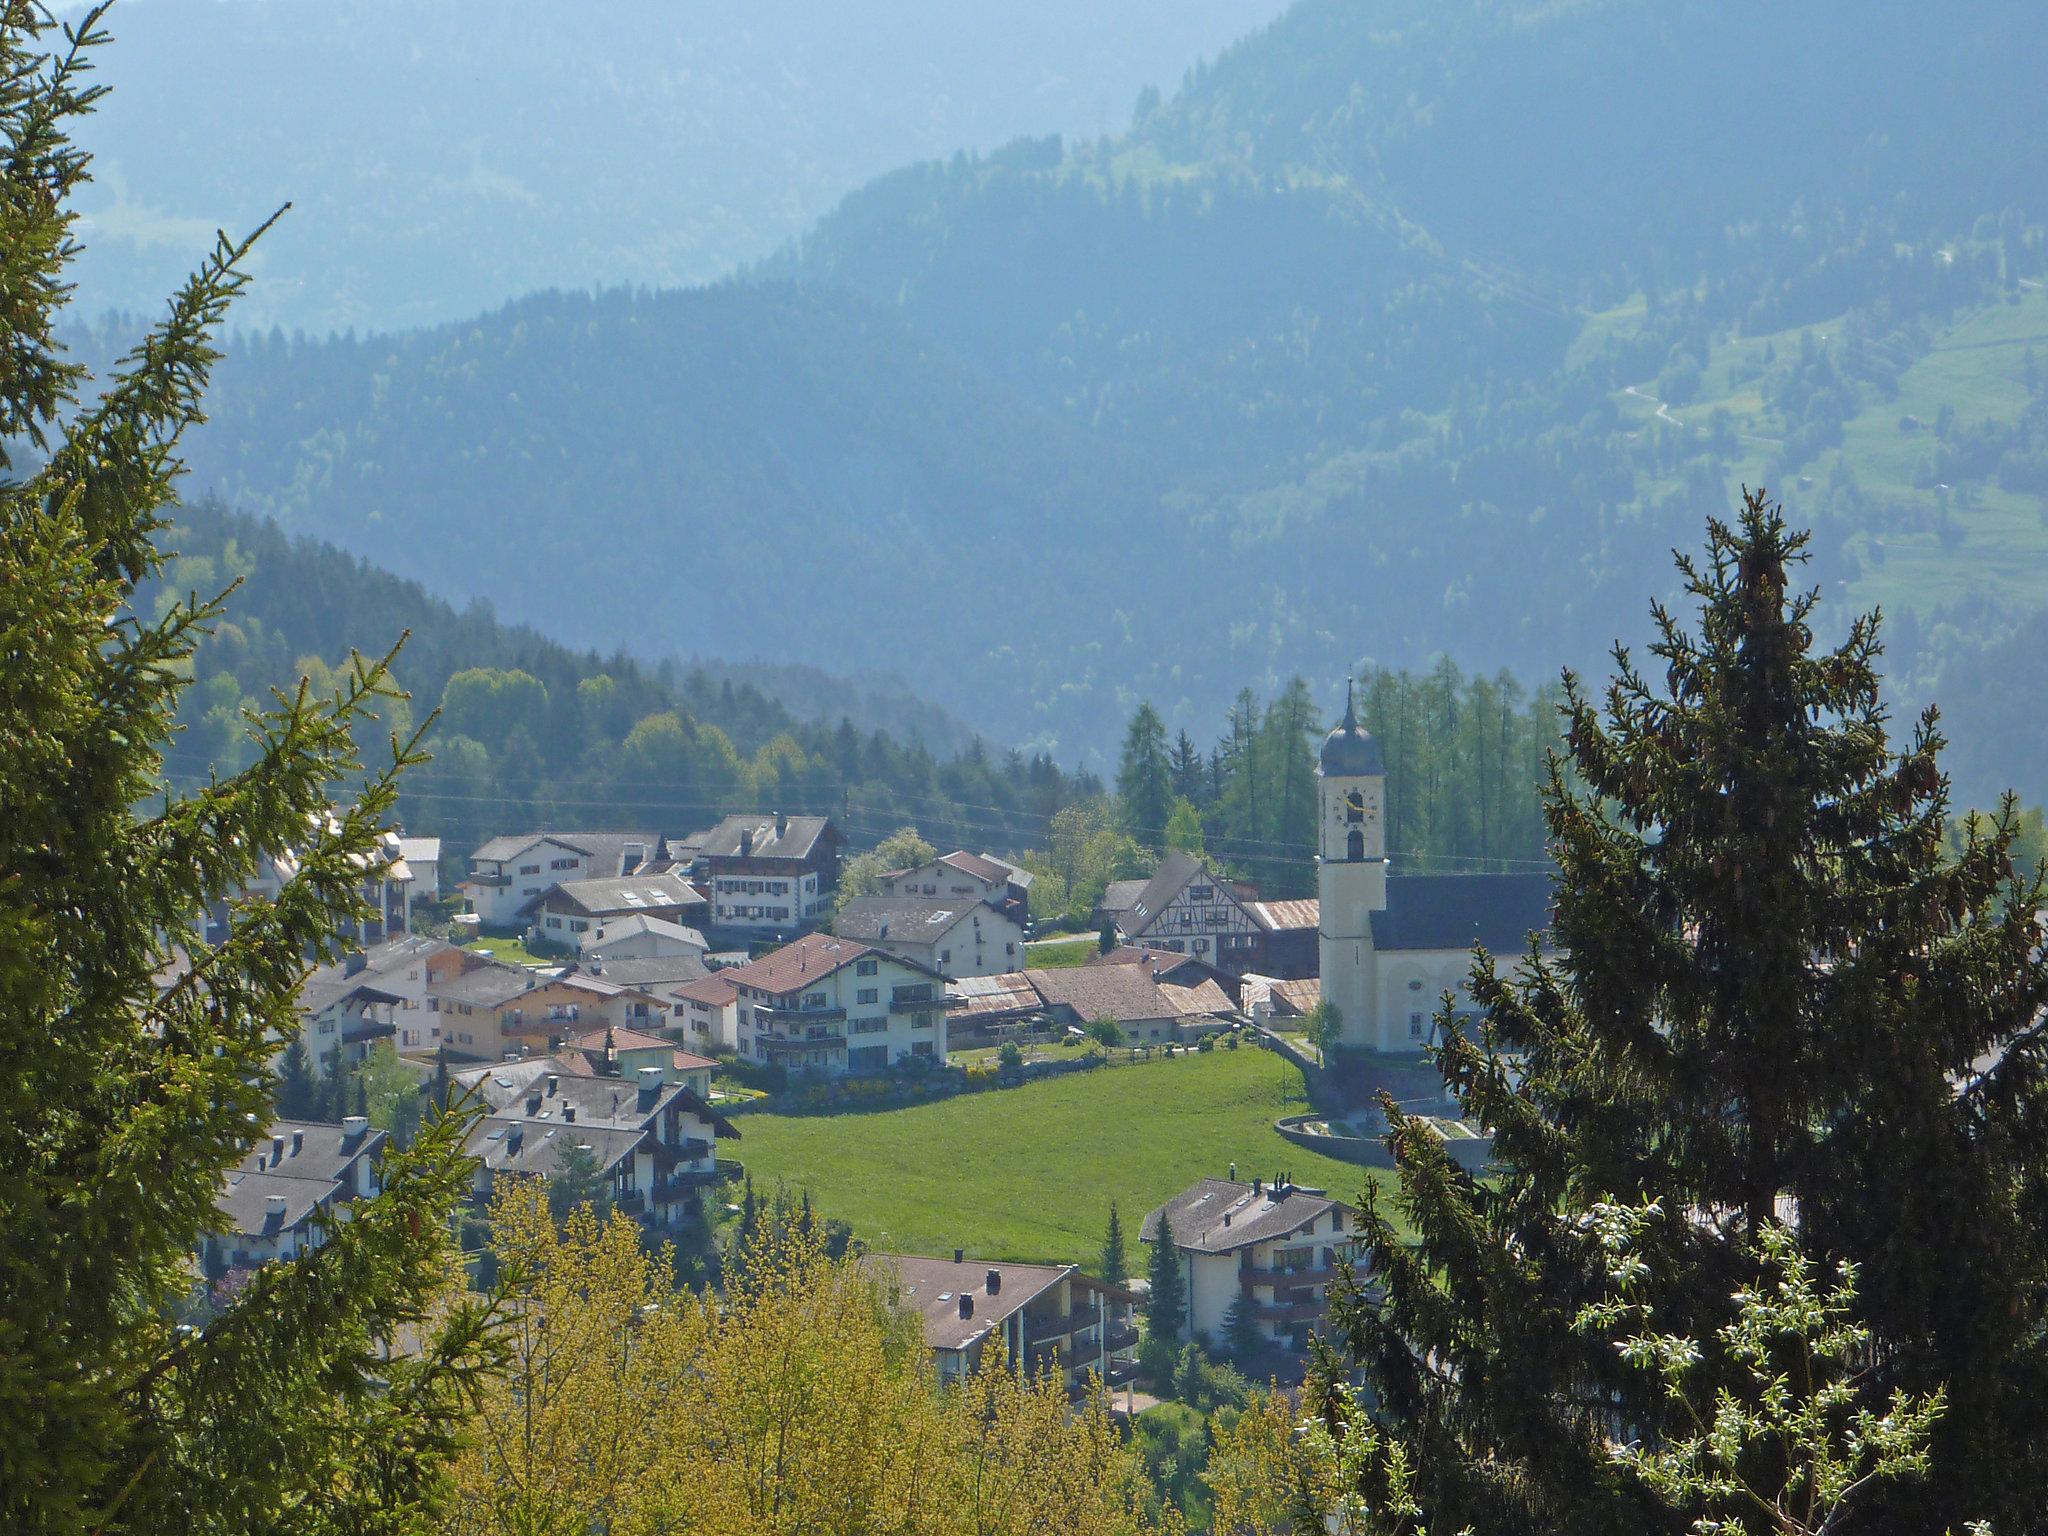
[1317,678,1386,1049]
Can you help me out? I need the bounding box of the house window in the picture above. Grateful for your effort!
[1190,885,1214,903]
[857,988,878,1005]
[856,959,878,976]
[519,863,541,875]
[1005,942,1015,957]
[1330,1211,1345,1232]
[1193,938,1209,953]
[803,991,828,1011]
[911,1041,935,1057]
[939,951,950,966]
[911,1012,933,1029]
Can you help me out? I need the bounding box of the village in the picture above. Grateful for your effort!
[199,688,1556,1403]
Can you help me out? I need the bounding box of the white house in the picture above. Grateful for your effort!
[460,831,658,929]
[396,836,442,905]
[453,1055,737,1229]
[671,972,744,1055]
[725,932,947,1075]
[1096,851,1265,973]
[876,850,1034,929]
[832,895,1025,979]
[209,1116,385,1270]
[1141,1176,1365,1354]
[580,912,709,961]
[520,873,708,950]
[693,814,844,938]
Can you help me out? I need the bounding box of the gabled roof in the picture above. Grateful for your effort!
[1024,966,1189,1026]
[937,850,1024,887]
[946,971,1041,1020]
[585,913,708,951]
[1247,897,1319,934]
[468,831,658,876]
[1370,872,1554,953]
[833,895,1004,944]
[466,1119,647,1179]
[396,836,441,865]
[574,955,710,994]
[216,1168,329,1239]
[728,931,942,997]
[1141,1178,1355,1255]
[870,1253,1074,1353]
[521,872,704,920]
[428,960,536,1009]
[238,1118,386,1185]
[564,1027,716,1072]
[673,972,741,1007]
[450,1056,737,1138]
[1098,852,1235,937]
[696,814,838,863]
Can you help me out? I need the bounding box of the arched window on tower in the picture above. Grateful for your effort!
[1345,790,1365,824]
[1347,828,1365,861]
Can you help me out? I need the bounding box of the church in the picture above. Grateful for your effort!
[1314,681,1555,1053]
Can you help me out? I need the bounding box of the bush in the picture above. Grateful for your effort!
[998,1041,1024,1072]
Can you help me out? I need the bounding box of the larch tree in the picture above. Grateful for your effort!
[1318,493,2048,1534]
[0,7,498,1531]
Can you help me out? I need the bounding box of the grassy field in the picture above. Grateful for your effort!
[737,1046,1400,1269]
[465,934,555,967]
[1021,935,1097,968]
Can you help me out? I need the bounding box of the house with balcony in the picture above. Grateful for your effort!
[453,1055,738,1227]
[872,1251,1139,1390]
[692,813,844,939]
[208,1115,386,1271]
[459,831,659,929]
[1140,1176,1366,1354]
[832,894,1025,979]
[520,873,709,951]
[425,953,661,1064]
[875,851,1034,930]
[725,931,947,1076]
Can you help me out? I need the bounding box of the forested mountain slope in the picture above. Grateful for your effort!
[146,503,1098,864]
[67,0,1288,333]
[146,0,2048,794]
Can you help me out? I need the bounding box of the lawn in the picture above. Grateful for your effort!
[1022,935,1097,968]
[737,1046,1401,1269]
[465,934,555,967]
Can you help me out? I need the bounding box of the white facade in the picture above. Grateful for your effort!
[710,868,825,933]
[1317,723,1387,1053]
[463,836,591,927]
[581,918,707,961]
[729,937,948,1076]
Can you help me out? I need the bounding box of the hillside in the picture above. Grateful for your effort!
[141,0,2048,790]
[148,502,1101,864]
[66,0,1289,334]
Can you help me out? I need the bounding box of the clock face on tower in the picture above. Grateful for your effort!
[1344,789,1377,825]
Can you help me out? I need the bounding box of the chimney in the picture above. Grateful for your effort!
[507,1126,524,1154]
[265,1193,289,1222]
[291,1129,304,1156]
[344,951,366,976]
[1229,1161,1237,1182]
[546,1072,560,1096]
[775,810,787,838]
[739,829,754,858]
[563,1105,576,1123]
[1253,1177,1262,1196]
[525,1090,543,1116]
[255,1154,266,1171]
[986,1268,1001,1295]
[637,1065,663,1110]
[1223,1212,1231,1226]
[954,1248,965,1264]
[341,1114,368,1145]
[959,1294,974,1319]
[271,1135,285,1162]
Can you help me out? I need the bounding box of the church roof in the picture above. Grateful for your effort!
[1320,678,1384,777]
[1370,872,1555,953]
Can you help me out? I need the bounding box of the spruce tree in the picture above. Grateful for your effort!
[0,9,498,1530]
[1320,494,2048,1534]
[274,1038,317,1120]
[1116,702,1174,848]
[1221,1292,1261,1362]
[1146,1214,1186,1341]
[1100,1202,1128,1288]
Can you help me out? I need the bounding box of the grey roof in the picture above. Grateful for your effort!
[833,896,1000,944]
[1024,965,1204,1026]
[937,851,1025,888]
[297,972,405,1017]
[1140,1178,1353,1255]
[695,814,837,863]
[1097,852,1223,936]
[1320,678,1385,777]
[522,872,703,920]
[396,836,441,865]
[469,831,657,876]
[584,914,708,951]
[237,1118,386,1185]
[869,1254,1072,1353]
[429,961,537,1008]
[450,1055,736,1137]
[1370,872,1555,953]
[297,936,451,1016]
[216,1169,328,1239]
[575,954,711,993]
[466,1118,646,1179]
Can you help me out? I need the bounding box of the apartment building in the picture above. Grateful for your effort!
[725,932,946,1075]
[872,1251,1139,1390]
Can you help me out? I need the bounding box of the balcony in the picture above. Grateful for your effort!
[1023,1311,1076,1346]
[758,1005,847,1025]
[1239,1263,1343,1291]
[1250,1298,1329,1325]
[1101,1322,1139,1353]
[615,1189,646,1214]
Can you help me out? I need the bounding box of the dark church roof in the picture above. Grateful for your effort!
[1370,872,1554,953]
[1320,678,1384,777]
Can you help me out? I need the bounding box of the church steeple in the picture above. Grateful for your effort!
[1342,674,1358,733]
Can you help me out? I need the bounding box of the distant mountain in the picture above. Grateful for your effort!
[66,0,1290,334]
[140,0,2048,783]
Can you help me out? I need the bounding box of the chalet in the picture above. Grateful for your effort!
[871,1252,1139,1390]
[1141,1176,1366,1354]
[460,831,658,928]
[725,932,946,1075]
[876,851,1034,929]
[519,872,708,950]
[454,1056,737,1228]
[580,912,708,961]
[424,954,662,1064]
[693,813,844,938]
[833,895,1024,979]
[209,1116,385,1271]
[1096,852,1266,973]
